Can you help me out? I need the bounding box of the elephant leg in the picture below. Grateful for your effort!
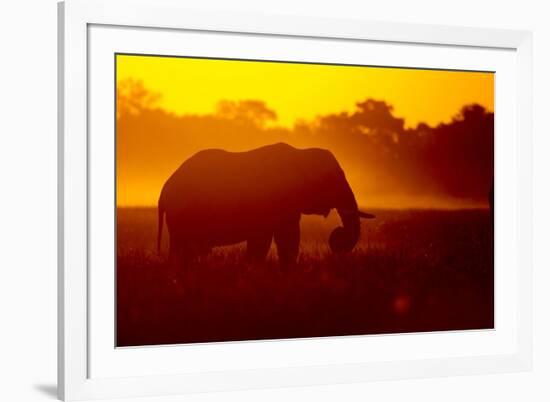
[168,233,199,269]
[167,234,186,280]
[193,244,212,265]
[247,232,273,262]
[168,233,181,264]
[274,214,301,266]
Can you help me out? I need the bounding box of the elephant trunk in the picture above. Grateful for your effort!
[329,183,361,254]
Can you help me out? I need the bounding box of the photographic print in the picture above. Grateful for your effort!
[116,54,494,347]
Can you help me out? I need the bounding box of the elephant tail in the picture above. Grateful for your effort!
[157,196,165,255]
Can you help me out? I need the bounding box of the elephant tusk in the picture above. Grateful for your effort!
[358,211,376,219]
[337,209,376,219]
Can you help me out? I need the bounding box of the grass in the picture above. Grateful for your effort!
[116,208,494,346]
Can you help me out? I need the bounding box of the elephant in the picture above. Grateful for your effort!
[157,142,374,265]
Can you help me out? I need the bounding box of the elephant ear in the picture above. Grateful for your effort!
[281,148,342,215]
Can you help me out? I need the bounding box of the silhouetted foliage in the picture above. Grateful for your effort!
[216,100,277,128]
[116,79,493,207]
[116,79,161,119]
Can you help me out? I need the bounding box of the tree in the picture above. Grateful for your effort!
[117,79,161,119]
[215,100,277,128]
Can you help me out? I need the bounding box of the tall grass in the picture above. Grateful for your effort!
[116,208,493,346]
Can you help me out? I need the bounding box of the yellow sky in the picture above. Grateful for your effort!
[116,54,494,128]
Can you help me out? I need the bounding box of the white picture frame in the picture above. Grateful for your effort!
[58,0,533,400]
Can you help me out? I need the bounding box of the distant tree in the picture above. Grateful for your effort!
[352,99,405,142]
[418,103,494,199]
[116,79,494,207]
[117,79,161,119]
[216,100,277,128]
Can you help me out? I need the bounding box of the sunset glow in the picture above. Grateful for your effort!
[116,54,494,208]
[117,54,494,129]
[116,54,495,346]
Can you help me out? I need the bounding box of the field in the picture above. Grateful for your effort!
[116,208,494,347]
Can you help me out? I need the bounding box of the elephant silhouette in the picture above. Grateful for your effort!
[157,143,374,265]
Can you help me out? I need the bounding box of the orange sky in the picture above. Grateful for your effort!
[116,54,494,208]
[116,54,494,129]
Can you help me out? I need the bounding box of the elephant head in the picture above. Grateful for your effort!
[297,148,375,254]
